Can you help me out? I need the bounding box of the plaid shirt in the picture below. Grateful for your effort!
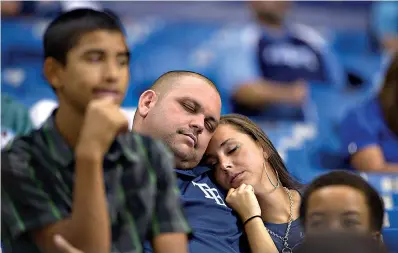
[1,112,190,253]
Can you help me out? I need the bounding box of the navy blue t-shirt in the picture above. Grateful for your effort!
[257,28,327,84]
[144,167,242,253]
[264,219,304,252]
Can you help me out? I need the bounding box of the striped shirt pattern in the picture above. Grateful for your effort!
[1,112,190,253]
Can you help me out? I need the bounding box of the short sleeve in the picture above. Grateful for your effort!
[146,140,191,238]
[339,105,379,158]
[1,140,68,241]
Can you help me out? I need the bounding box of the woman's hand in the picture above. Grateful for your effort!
[226,184,261,222]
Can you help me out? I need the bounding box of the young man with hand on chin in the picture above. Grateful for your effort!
[1,9,189,253]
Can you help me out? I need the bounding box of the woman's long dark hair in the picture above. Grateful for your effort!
[218,114,303,190]
[379,53,398,137]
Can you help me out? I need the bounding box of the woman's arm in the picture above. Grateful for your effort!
[226,184,278,253]
[244,217,278,253]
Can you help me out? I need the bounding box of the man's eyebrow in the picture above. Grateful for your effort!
[341,211,361,217]
[82,49,105,56]
[81,49,130,58]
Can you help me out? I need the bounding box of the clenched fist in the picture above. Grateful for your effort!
[226,184,261,222]
[76,97,129,157]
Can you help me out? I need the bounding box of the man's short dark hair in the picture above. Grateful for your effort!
[151,70,218,92]
[43,8,125,65]
[300,170,385,232]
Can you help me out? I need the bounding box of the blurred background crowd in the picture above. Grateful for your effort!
[1,0,398,251]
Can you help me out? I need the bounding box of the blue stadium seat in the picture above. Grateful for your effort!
[337,54,384,88]
[383,228,398,252]
[1,64,56,107]
[331,30,371,55]
[381,194,398,211]
[385,210,398,228]
[394,194,398,208]
[362,173,398,194]
[126,21,227,110]
[2,19,47,66]
[255,121,324,183]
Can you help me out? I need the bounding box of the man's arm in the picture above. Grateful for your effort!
[144,138,190,253]
[1,1,21,16]
[351,146,398,172]
[217,40,306,110]
[339,104,398,173]
[33,150,110,253]
[1,142,110,253]
[233,79,307,108]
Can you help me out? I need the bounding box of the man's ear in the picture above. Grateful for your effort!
[43,57,64,91]
[137,90,158,118]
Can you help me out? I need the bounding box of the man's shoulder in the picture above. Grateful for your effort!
[2,128,42,157]
[288,23,328,52]
[176,168,219,186]
[1,129,45,175]
[119,131,160,149]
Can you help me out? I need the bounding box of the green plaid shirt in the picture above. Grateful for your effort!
[1,111,190,253]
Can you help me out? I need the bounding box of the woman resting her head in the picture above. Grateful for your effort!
[203,114,304,253]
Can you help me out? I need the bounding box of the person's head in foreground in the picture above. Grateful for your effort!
[133,71,222,169]
[204,113,301,194]
[300,171,385,240]
[295,231,388,253]
[43,8,130,112]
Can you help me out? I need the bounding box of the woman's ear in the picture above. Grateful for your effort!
[262,149,270,160]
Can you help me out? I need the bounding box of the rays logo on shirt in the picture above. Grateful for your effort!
[192,181,226,206]
[1,127,15,149]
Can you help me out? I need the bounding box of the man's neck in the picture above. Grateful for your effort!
[175,160,195,171]
[55,105,84,149]
[256,187,300,224]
